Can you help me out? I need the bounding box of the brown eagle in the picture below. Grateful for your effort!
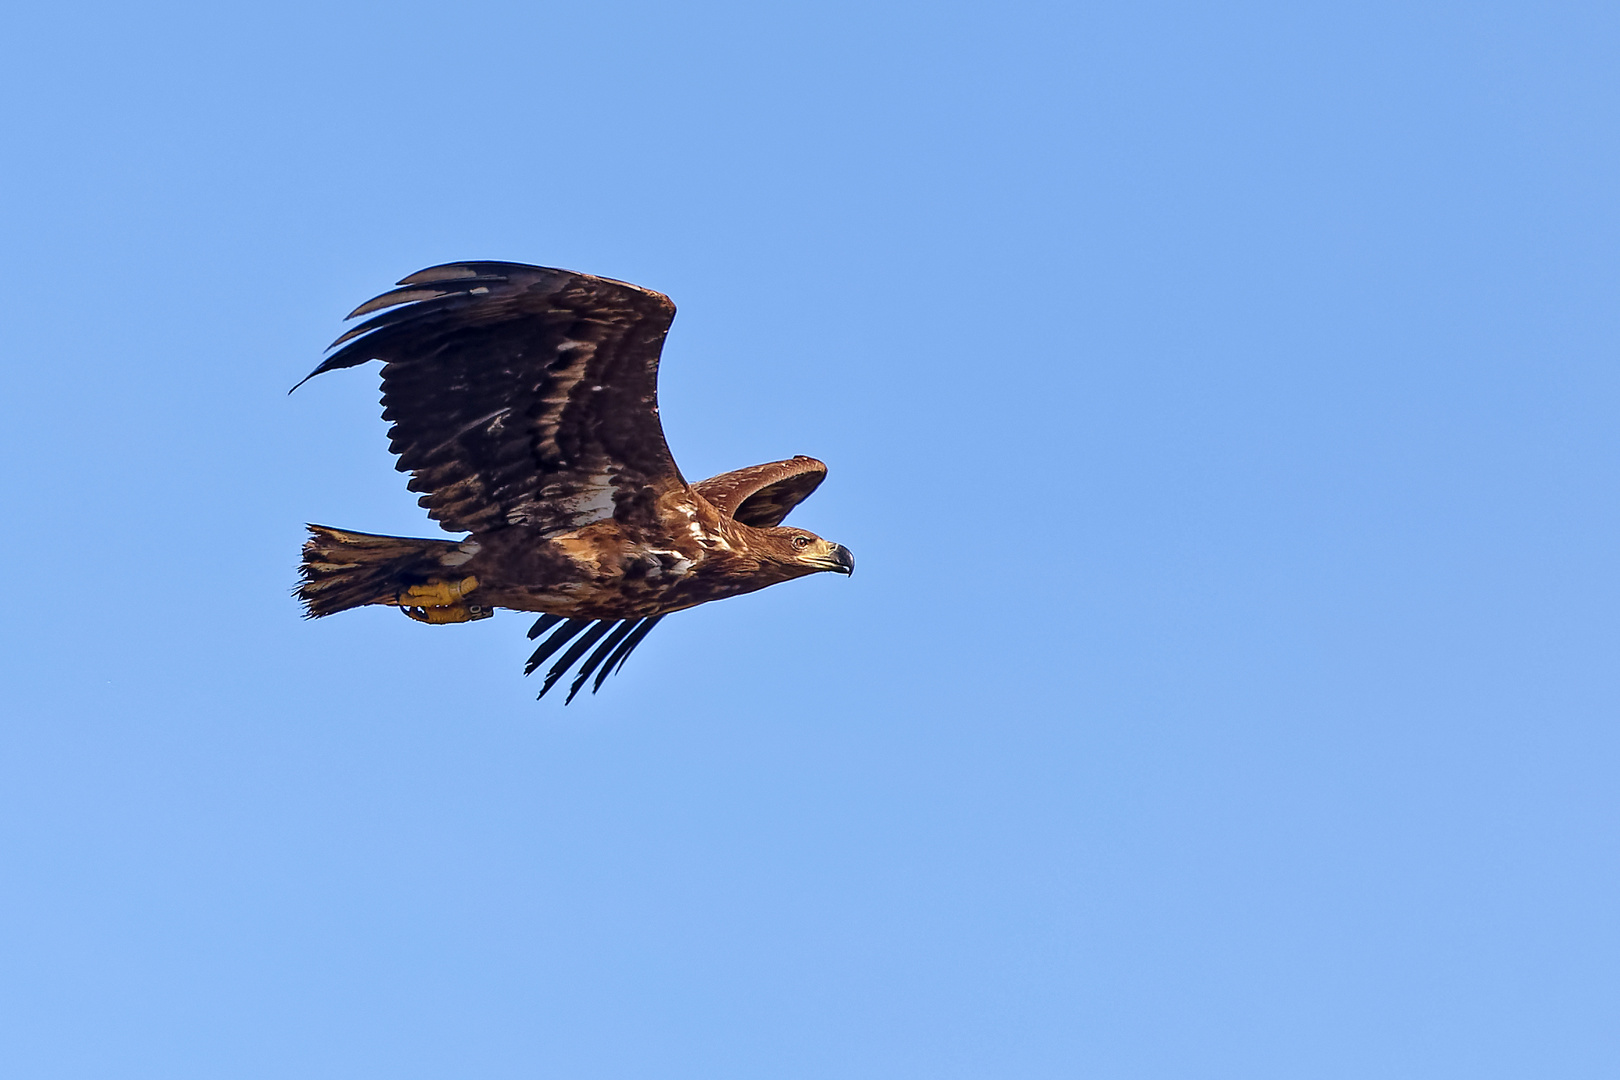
[293,261,853,702]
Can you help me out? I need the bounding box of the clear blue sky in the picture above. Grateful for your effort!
[2,2,1617,1076]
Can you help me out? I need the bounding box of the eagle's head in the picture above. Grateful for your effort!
[758,527,856,577]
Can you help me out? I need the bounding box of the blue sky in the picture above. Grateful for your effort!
[2,1,1617,1076]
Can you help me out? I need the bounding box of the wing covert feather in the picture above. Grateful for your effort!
[694,456,827,527]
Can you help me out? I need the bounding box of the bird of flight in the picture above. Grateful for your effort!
[293,262,854,702]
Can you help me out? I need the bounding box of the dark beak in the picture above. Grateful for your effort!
[829,544,855,576]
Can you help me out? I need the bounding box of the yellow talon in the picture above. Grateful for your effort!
[393,577,489,623]
[396,575,480,607]
[400,601,493,624]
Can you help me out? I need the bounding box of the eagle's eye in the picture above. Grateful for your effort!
[792,535,811,549]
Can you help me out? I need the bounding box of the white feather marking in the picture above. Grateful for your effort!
[685,520,732,551]
[639,548,696,580]
[528,473,617,526]
[440,540,481,567]
[567,486,616,521]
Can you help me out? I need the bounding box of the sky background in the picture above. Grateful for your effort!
[2,1,1618,1077]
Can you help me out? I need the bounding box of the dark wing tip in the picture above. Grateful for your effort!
[292,265,519,392]
[345,286,457,321]
[519,615,667,703]
[527,613,568,640]
[593,615,665,694]
[565,620,640,704]
[396,261,539,286]
[538,622,617,701]
[294,261,675,393]
[524,618,593,677]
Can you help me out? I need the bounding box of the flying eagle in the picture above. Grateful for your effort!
[293,261,854,702]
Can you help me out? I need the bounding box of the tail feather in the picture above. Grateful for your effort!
[297,524,465,617]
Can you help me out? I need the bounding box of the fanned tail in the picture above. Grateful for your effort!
[297,524,466,617]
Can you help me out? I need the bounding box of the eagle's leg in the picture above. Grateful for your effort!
[393,576,492,623]
[396,576,481,607]
[400,602,493,624]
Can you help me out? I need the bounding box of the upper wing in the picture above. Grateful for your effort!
[294,262,687,536]
[693,456,827,527]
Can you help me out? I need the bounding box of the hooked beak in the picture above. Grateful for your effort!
[828,543,855,576]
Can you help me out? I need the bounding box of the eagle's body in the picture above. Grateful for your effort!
[415,485,827,619]
[294,262,853,700]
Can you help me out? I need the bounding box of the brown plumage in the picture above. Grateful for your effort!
[294,262,854,702]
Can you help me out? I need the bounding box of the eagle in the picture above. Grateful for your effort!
[293,261,854,702]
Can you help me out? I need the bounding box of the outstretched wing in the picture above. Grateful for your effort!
[294,262,687,536]
[694,456,827,527]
